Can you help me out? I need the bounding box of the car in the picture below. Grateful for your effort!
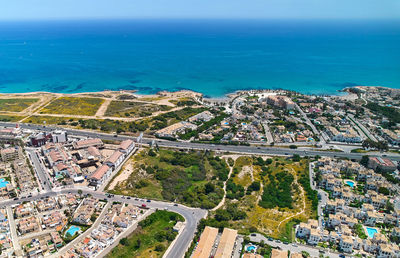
[146,200,151,203]
[283,241,289,245]
[292,244,298,247]
[173,203,178,206]
[250,233,256,236]
[13,197,19,200]
[121,196,125,199]
[127,197,131,199]
[339,254,345,258]
[275,240,281,243]
[134,198,139,201]
[141,204,147,208]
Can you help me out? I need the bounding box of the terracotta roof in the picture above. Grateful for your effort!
[106,151,123,164]
[90,165,110,181]
[119,139,134,150]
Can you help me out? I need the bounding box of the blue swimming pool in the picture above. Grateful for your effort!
[247,245,256,252]
[0,178,10,188]
[66,225,80,236]
[345,180,355,188]
[366,227,378,238]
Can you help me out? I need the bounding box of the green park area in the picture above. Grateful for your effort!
[40,97,104,116]
[108,148,229,209]
[105,100,172,118]
[107,210,183,258]
[0,98,38,112]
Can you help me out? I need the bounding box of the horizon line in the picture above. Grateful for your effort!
[1,17,400,22]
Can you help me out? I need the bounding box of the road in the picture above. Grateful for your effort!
[309,162,328,228]
[2,122,400,162]
[26,148,52,192]
[294,103,327,145]
[0,187,207,258]
[348,114,378,142]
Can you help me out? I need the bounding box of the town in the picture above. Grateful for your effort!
[0,86,398,258]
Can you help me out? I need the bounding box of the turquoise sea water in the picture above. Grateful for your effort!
[0,19,399,97]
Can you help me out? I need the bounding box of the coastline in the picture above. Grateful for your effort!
[0,85,390,100]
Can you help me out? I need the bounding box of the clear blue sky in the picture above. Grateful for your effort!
[1,0,399,20]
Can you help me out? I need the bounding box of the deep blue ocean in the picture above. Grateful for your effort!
[0,19,399,97]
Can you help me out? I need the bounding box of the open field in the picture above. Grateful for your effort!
[204,155,317,241]
[0,114,25,122]
[107,210,183,258]
[0,98,39,112]
[40,97,104,115]
[23,115,77,125]
[108,148,229,209]
[105,100,172,118]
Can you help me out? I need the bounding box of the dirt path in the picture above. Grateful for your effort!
[276,168,306,229]
[95,98,112,117]
[211,159,234,211]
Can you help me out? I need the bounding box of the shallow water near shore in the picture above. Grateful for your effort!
[0,19,399,97]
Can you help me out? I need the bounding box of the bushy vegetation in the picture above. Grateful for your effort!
[179,113,228,140]
[40,97,104,115]
[366,102,400,124]
[297,165,319,213]
[107,210,183,258]
[0,98,38,112]
[105,100,172,117]
[0,115,24,122]
[259,172,294,209]
[112,149,228,209]
[354,224,367,239]
[150,107,206,131]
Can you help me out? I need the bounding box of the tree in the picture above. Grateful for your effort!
[119,238,128,246]
[378,187,390,196]
[77,189,83,198]
[155,244,165,252]
[205,182,215,194]
[289,145,297,149]
[360,155,369,167]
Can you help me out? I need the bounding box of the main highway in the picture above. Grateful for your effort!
[2,122,400,161]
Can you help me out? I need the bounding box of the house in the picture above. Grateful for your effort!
[0,147,20,162]
[368,157,397,172]
[89,165,112,186]
[118,139,135,154]
[105,151,124,168]
[340,235,354,253]
[73,138,104,150]
[52,130,68,143]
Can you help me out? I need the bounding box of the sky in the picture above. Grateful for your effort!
[0,0,399,20]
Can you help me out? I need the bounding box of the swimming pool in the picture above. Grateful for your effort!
[345,180,355,188]
[247,245,256,252]
[366,227,378,238]
[66,225,80,236]
[0,178,10,188]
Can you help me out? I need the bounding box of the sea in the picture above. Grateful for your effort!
[0,19,399,97]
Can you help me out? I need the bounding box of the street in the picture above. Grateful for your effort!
[0,187,207,258]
